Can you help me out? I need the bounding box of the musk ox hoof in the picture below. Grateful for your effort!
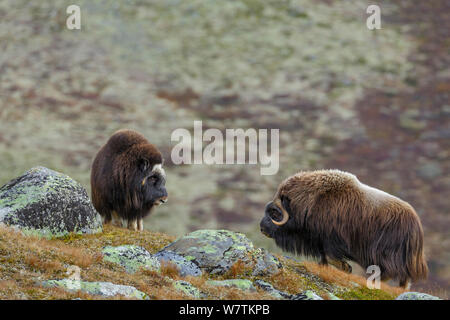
[329,260,352,273]
[0,167,102,238]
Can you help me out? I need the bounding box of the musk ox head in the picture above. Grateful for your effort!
[134,151,168,208]
[260,195,293,238]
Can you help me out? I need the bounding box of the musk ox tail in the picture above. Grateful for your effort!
[369,204,428,284]
[404,219,428,282]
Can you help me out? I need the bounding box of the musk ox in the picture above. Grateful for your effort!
[91,129,168,231]
[260,169,428,288]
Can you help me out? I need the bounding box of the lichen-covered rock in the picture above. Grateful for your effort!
[157,229,281,275]
[254,280,323,300]
[254,280,291,299]
[102,245,160,273]
[41,279,149,300]
[207,279,256,292]
[396,292,442,300]
[170,279,202,299]
[326,291,342,300]
[293,290,324,300]
[0,167,102,238]
[154,250,202,277]
[251,248,282,276]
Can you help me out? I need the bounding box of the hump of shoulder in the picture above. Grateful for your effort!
[107,129,147,153]
[294,169,358,194]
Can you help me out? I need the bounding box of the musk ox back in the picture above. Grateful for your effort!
[91,129,168,231]
[260,169,428,288]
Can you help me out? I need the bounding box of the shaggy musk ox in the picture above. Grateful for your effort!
[260,169,428,288]
[91,129,168,231]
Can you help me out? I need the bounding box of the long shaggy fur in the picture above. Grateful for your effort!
[91,129,167,229]
[262,169,428,286]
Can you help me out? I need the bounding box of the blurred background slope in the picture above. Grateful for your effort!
[0,0,448,295]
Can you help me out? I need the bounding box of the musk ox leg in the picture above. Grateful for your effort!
[103,213,112,225]
[399,278,411,289]
[111,211,123,228]
[329,259,353,273]
[137,218,144,231]
[319,255,328,266]
[127,219,138,231]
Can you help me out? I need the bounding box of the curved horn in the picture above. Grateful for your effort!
[271,198,289,226]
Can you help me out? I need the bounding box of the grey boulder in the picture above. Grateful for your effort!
[157,229,282,275]
[0,167,102,238]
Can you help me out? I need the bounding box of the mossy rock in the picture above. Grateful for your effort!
[102,245,160,273]
[171,279,202,299]
[157,229,280,275]
[294,290,324,300]
[154,250,202,277]
[254,280,287,299]
[0,167,102,238]
[396,292,442,300]
[254,280,323,300]
[41,279,149,300]
[251,247,282,276]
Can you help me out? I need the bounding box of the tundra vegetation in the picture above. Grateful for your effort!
[0,0,448,296]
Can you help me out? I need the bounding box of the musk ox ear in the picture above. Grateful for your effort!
[139,158,149,172]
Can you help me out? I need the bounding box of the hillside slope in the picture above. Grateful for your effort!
[0,224,412,300]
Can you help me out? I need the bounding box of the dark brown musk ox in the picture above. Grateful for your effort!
[91,129,168,231]
[260,169,428,288]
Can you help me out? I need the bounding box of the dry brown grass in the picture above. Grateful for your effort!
[159,261,180,279]
[24,255,64,273]
[269,268,306,294]
[223,260,252,279]
[303,261,406,297]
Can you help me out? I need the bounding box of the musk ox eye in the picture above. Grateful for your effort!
[148,175,158,185]
[139,159,149,172]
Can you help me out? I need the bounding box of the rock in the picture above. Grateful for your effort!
[102,245,160,273]
[171,279,202,299]
[292,290,324,300]
[0,167,102,238]
[207,279,256,292]
[251,248,282,276]
[254,280,290,299]
[154,250,202,277]
[326,291,342,300]
[157,229,281,275]
[396,292,442,300]
[254,280,323,300]
[41,279,149,300]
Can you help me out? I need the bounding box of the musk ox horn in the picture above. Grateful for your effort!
[271,198,289,226]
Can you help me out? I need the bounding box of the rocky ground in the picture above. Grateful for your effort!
[0,0,448,296]
[0,167,443,300]
[0,223,422,300]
